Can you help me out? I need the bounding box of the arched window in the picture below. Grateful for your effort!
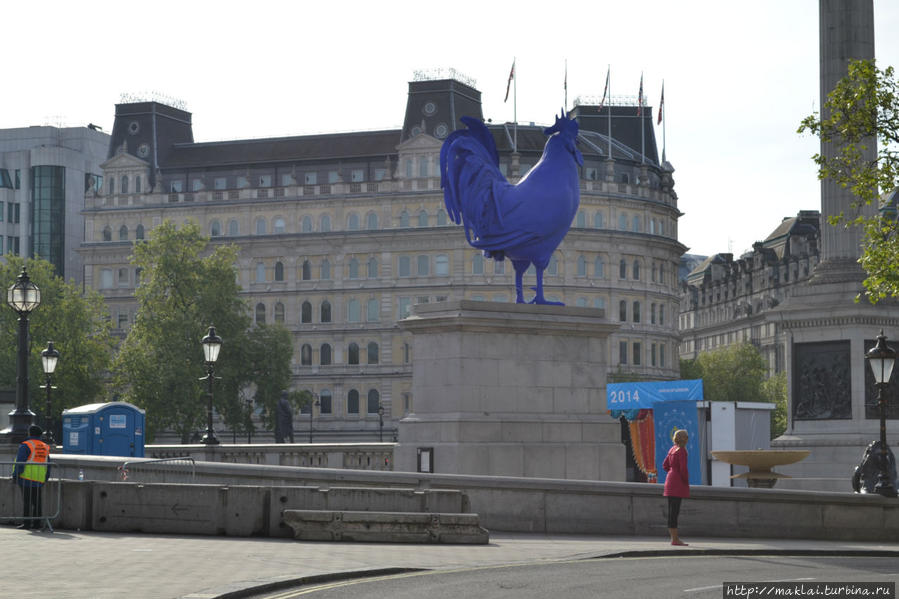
[136,224,145,240]
[400,210,410,228]
[103,226,112,242]
[399,256,411,277]
[274,261,284,281]
[619,300,627,321]
[651,264,657,282]
[348,342,360,365]
[632,260,640,280]
[576,210,586,228]
[301,343,312,366]
[255,303,266,325]
[494,260,505,275]
[320,343,332,366]
[633,301,641,323]
[347,298,360,322]
[273,217,285,234]
[435,254,449,276]
[121,176,128,194]
[418,210,428,227]
[367,341,379,364]
[347,389,360,414]
[366,212,378,230]
[367,389,380,414]
[320,258,331,280]
[302,260,311,281]
[320,300,331,323]
[228,220,239,236]
[547,255,558,275]
[135,176,141,193]
[301,215,312,233]
[417,255,429,276]
[119,225,128,240]
[594,212,604,228]
[367,257,377,278]
[255,217,266,235]
[274,302,285,323]
[577,255,586,277]
[437,209,447,226]
[618,214,627,230]
[594,257,605,278]
[347,213,359,230]
[659,264,665,284]
[301,301,312,323]
[632,215,641,232]
[472,254,484,275]
[619,259,627,279]
[255,263,265,283]
[319,389,332,414]
[210,220,221,237]
[319,214,331,232]
[348,258,359,279]
[366,299,379,322]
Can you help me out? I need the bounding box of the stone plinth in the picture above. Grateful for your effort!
[394,300,623,480]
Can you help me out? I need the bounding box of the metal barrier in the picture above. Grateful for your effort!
[0,461,61,532]
[118,457,196,483]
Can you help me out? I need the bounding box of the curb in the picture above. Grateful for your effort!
[594,548,899,559]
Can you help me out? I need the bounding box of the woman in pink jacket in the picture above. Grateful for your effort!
[662,429,690,546]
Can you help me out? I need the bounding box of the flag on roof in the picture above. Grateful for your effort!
[504,60,515,103]
[637,73,644,116]
[657,81,664,124]
[599,66,610,110]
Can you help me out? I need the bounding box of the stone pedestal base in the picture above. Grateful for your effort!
[394,301,623,480]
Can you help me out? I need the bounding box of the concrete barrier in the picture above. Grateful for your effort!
[283,510,489,544]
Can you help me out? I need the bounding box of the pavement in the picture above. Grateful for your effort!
[4,525,899,599]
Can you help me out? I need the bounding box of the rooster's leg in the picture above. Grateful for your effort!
[530,267,564,306]
[511,259,530,303]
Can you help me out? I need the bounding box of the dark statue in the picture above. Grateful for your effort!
[852,440,898,494]
[440,112,582,305]
[793,341,852,420]
[275,391,294,444]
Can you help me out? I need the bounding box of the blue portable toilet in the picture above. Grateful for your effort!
[62,402,146,457]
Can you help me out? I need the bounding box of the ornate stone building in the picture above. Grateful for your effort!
[78,72,684,440]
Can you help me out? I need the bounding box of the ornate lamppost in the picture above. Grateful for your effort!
[864,330,898,498]
[2,266,41,443]
[378,403,384,442]
[200,325,222,445]
[40,341,59,445]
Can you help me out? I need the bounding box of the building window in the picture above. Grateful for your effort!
[348,258,360,279]
[400,210,410,228]
[301,301,312,323]
[472,254,484,275]
[618,214,627,230]
[305,172,317,185]
[619,341,628,365]
[494,260,505,275]
[651,303,656,324]
[119,225,128,241]
[651,343,657,366]
[351,169,364,182]
[576,210,586,228]
[237,176,249,189]
[348,299,361,322]
[437,210,447,226]
[660,344,666,367]
[418,210,428,227]
[214,177,227,190]
[632,215,641,232]
[321,259,331,280]
[301,344,312,366]
[399,256,411,277]
[274,302,285,323]
[367,257,378,278]
[619,259,627,279]
[255,303,266,325]
[366,298,379,322]
[347,213,360,231]
[258,175,272,187]
[347,390,360,414]
[273,217,285,234]
[255,263,265,283]
[417,255,429,276]
[633,260,640,280]
[302,260,311,281]
[228,220,239,236]
[328,171,339,184]
[348,342,360,365]
[320,344,332,366]
[659,305,665,325]
[210,220,221,237]
[594,212,604,228]
[419,158,429,178]
[320,214,331,232]
[619,300,627,321]
[100,269,113,289]
[594,257,605,279]
[405,159,413,178]
[633,342,642,365]
[633,301,641,323]
[398,297,411,319]
[547,256,558,275]
[577,255,586,277]
[118,268,129,286]
[136,224,145,240]
[403,342,411,363]
[367,389,380,414]
[192,178,204,192]
[121,176,129,194]
[274,261,284,281]
[301,216,312,233]
[652,264,657,282]
[320,300,331,323]
[170,180,183,193]
[435,254,449,276]
[367,341,379,364]
[255,217,266,235]
[135,176,141,193]
[366,212,378,230]
[103,226,112,242]
[319,389,332,414]
[108,178,114,195]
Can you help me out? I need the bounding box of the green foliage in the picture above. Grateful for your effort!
[0,257,115,417]
[762,372,788,438]
[798,58,899,303]
[112,221,293,441]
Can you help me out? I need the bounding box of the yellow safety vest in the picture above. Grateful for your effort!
[20,439,50,483]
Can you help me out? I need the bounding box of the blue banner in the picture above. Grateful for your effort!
[654,400,702,486]
[606,379,704,410]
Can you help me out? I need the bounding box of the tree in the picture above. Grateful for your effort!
[113,221,293,441]
[0,257,115,425]
[798,59,899,303]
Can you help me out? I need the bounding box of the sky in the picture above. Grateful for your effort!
[4,0,899,258]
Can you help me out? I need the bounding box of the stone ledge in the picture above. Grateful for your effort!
[283,509,489,544]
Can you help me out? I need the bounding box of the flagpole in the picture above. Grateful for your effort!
[564,59,568,111]
[640,73,645,165]
[661,80,667,164]
[514,58,518,153]
[606,66,612,158]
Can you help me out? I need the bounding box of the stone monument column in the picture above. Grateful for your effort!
[393,300,624,481]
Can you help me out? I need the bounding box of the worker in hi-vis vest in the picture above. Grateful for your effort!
[12,425,51,530]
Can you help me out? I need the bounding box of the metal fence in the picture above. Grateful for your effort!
[118,457,196,483]
[0,461,61,532]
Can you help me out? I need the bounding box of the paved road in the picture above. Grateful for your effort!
[242,556,898,599]
[3,524,897,599]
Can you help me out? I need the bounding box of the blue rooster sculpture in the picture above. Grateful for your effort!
[440,112,582,304]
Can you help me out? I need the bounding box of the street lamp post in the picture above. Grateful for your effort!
[865,329,898,498]
[378,403,384,442]
[200,325,222,445]
[246,397,254,444]
[3,266,41,443]
[40,341,59,445]
[308,394,320,443]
